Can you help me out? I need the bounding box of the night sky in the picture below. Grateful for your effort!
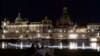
[0,0,99,25]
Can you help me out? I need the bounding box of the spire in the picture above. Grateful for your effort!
[59,6,71,27]
[18,13,21,17]
[45,16,48,20]
[15,13,23,23]
[63,7,67,13]
[4,18,7,21]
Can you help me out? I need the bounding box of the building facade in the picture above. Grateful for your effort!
[0,7,100,39]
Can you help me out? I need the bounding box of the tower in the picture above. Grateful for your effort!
[59,7,72,27]
[2,18,10,26]
[15,13,23,24]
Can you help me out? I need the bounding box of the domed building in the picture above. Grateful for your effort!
[15,13,23,24]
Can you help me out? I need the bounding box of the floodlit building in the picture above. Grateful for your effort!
[0,7,100,39]
[1,13,52,39]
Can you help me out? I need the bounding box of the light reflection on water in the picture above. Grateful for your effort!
[2,42,5,49]
[1,39,100,52]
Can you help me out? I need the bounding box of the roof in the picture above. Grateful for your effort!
[15,13,23,23]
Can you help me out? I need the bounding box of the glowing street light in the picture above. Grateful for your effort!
[59,34,63,38]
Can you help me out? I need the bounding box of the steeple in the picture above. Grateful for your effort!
[45,16,48,20]
[63,7,68,13]
[42,16,52,25]
[15,13,23,23]
[59,7,72,27]
[18,13,21,17]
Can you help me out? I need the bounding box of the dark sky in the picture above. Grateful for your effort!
[0,0,99,25]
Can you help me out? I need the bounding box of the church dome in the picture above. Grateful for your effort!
[15,13,23,23]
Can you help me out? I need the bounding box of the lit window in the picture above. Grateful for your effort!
[90,38,98,42]
[3,23,6,26]
[59,34,63,38]
[59,29,63,32]
[3,30,8,33]
[2,35,5,38]
[15,30,19,33]
[48,30,52,33]
[19,35,23,38]
[69,33,78,39]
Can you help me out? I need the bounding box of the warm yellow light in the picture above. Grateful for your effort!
[15,30,19,33]
[82,34,85,37]
[48,30,52,33]
[59,34,63,38]
[2,35,5,38]
[76,28,86,33]
[45,35,50,39]
[19,35,23,38]
[68,30,74,33]
[3,30,8,33]
[26,30,29,33]
[97,33,100,37]
[90,38,98,42]
[37,30,40,33]
[37,33,41,37]
[69,33,78,39]
[3,23,6,26]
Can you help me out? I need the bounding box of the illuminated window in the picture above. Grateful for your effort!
[69,33,78,39]
[3,23,6,26]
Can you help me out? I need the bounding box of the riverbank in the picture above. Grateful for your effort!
[0,49,100,56]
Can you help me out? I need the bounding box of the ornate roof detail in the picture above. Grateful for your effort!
[15,13,23,23]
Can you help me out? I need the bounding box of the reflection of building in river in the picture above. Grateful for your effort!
[0,7,100,39]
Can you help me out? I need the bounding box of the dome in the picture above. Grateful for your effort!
[15,13,23,23]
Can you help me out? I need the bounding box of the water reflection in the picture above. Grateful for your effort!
[90,42,98,49]
[2,42,5,49]
[59,42,62,49]
[82,42,85,49]
[1,39,100,52]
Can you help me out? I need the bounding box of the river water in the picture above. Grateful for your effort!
[0,39,100,52]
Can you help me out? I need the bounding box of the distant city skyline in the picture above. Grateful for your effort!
[0,0,99,25]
